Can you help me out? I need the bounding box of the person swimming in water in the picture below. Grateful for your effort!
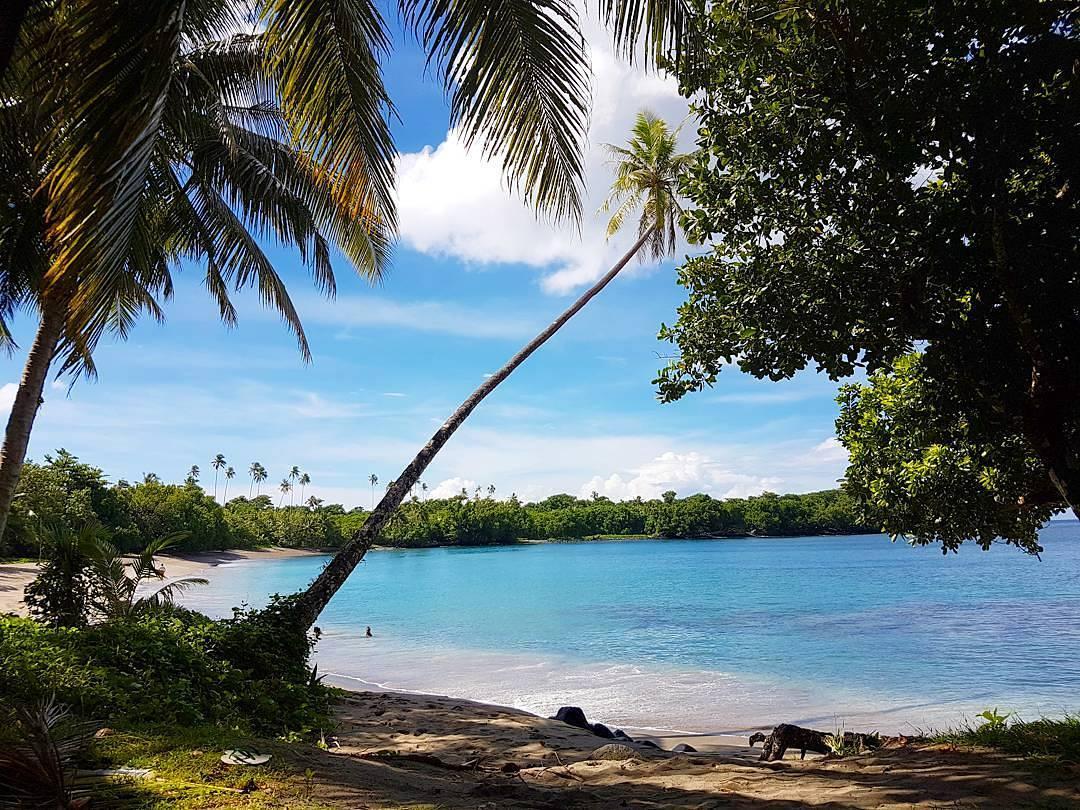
[365,626,372,637]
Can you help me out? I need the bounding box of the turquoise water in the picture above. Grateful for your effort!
[182,522,1080,734]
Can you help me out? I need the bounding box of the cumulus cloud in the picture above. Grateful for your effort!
[579,451,782,501]
[807,437,849,464]
[394,19,691,295]
[430,477,478,499]
[0,382,17,412]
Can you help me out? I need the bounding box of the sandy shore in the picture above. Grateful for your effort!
[0,546,323,616]
[308,690,1080,808]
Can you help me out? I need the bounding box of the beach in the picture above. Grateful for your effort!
[0,547,320,618]
[5,547,1080,807]
[263,690,1080,808]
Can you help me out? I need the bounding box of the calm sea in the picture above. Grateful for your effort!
[181,522,1080,735]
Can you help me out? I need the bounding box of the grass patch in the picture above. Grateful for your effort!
[933,713,1080,764]
[86,724,339,809]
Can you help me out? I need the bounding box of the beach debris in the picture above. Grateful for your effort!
[672,743,698,753]
[220,749,272,766]
[589,744,639,761]
[751,724,881,761]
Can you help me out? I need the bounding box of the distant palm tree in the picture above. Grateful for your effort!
[188,465,200,485]
[306,495,323,511]
[291,113,690,629]
[223,466,235,502]
[278,479,292,507]
[421,482,428,501]
[211,454,226,501]
[487,484,496,498]
[369,474,378,509]
[298,472,311,503]
[250,463,268,497]
[142,472,161,485]
[288,466,301,506]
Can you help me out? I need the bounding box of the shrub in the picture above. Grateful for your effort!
[0,604,327,735]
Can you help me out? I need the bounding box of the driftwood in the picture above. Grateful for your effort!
[749,724,880,761]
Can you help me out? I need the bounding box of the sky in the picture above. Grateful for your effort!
[0,16,854,509]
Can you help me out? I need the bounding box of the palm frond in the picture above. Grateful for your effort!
[139,577,210,609]
[259,0,396,279]
[403,0,590,223]
[596,0,697,68]
[39,1,184,333]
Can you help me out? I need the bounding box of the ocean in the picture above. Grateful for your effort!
[180,521,1080,735]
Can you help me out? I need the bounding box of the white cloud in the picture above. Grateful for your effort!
[394,19,692,295]
[430,477,477,499]
[0,382,17,412]
[382,392,406,398]
[807,437,849,464]
[579,451,782,501]
[299,294,538,340]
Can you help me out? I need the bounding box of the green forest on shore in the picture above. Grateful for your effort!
[1,450,875,558]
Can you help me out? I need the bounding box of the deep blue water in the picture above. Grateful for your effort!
[182,522,1080,734]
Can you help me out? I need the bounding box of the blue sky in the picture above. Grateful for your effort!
[0,20,851,508]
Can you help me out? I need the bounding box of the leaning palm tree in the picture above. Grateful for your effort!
[211,454,227,500]
[0,2,696,541]
[278,479,293,507]
[291,112,689,628]
[223,466,236,501]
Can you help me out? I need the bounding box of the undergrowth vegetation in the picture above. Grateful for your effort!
[934,711,1080,764]
[0,599,329,736]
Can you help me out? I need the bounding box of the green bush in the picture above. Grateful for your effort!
[0,604,327,735]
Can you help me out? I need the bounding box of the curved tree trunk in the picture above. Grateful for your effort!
[0,299,66,542]
[290,230,653,629]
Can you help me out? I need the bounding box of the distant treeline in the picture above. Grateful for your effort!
[2,450,876,556]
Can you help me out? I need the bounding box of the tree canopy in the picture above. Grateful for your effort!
[657,1,1079,550]
[2,450,874,557]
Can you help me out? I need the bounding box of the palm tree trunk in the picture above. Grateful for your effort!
[290,230,652,629]
[0,299,66,541]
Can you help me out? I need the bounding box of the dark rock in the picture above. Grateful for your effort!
[672,743,697,753]
[591,722,615,739]
[612,729,633,741]
[550,706,591,730]
[636,739,660,749]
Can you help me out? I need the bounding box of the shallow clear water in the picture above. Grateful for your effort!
[182,522,1080,735]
